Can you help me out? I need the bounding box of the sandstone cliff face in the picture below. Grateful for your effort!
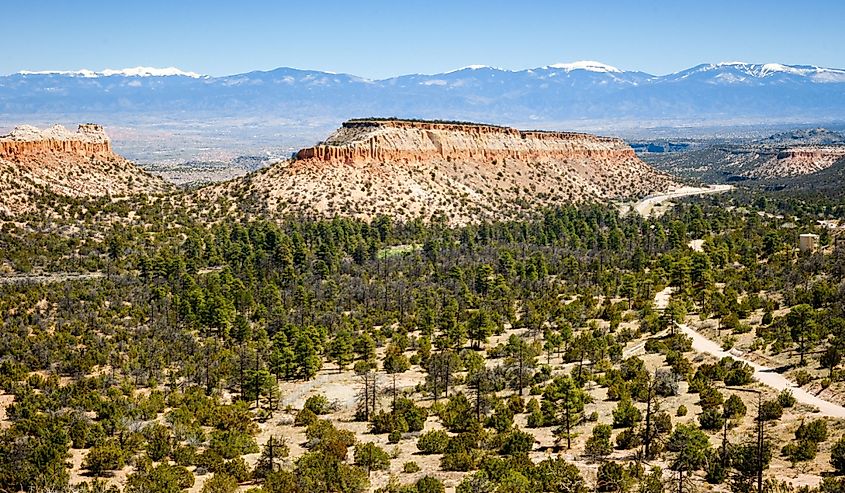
[296,120,636,164]
[0,124,113,159]
[0,124,171,215]
[201,119,678,225]
[745,146,845,178]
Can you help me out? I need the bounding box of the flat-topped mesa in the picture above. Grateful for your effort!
[205,117,677,225]
[0,123,114,160]
[775,147,845,161]
[295,119,636,165]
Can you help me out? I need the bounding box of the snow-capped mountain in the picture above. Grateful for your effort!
[16,66,205,78]
[1,62,844,127]
[663,62,845,84]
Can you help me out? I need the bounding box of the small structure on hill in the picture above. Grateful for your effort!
[799,233,820,252]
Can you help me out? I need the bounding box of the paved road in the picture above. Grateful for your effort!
[633,184,734,217]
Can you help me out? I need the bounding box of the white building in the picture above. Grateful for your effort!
[799,233,820,252]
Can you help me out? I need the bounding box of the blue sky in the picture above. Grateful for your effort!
[3,0,843,78]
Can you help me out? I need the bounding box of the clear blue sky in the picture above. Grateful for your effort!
[3,0,843,78]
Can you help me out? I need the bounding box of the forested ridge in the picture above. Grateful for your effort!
[2,191,845,493]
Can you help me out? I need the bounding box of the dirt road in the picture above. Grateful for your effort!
[678,323,845,417]
[0,271,105,285]
[654,286,845,417]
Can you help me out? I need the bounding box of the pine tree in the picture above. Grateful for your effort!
[294,334,321,380]
[383,345,410,408]
[467,309,494,350]
[504,334,540,395]
[330,329,354,372]
[544,375,587,449]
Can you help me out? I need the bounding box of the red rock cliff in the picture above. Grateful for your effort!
[0,124,114,161]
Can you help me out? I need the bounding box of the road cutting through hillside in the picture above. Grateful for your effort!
[633,184,734,217]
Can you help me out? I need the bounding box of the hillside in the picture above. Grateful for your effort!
[0,124,172,216]
[763,155,845,197]
[644,128,845,182]
[744,146,845,179]
[198,119,677,224]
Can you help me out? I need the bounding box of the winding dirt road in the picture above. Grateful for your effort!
[678,323,845,417]
[654,286,845,417]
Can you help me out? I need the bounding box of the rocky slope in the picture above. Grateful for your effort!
[0,124,172,215]
[644,128,845,183]
[200,119,677,224]
[744,146,845,178]
[761,156,845,197]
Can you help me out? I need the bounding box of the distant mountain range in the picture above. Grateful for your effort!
[2,61,845,128]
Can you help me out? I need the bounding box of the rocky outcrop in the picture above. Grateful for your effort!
[745,146,845,178]
[0,124,114,160]
[295,119,636,165]
[774,147,845,161]
[0,124,171,215]
[201,119,678,225]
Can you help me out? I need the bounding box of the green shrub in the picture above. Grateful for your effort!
[295,407,318,427]
[500,430,534,455]
[831,436,845,473]
[612,397,641,428]
[196,449,225,473]
[585,424,613,460]
[676,405,688,417]
[173,445,197,466]
[439,394,476,433]
[724,363,753,386]
[441,451,477,471]
[354,442,391,474]
[403,461,421,473]
[777,389,796,408]
[782,440,818,463]
[597,461,631,492]
[126,463,195,492]
[723,395,747,419]
[303,394,332,415]
[456,471,495,493]
[760,400,783,421]
[795,419,828,443]
[201,472,238,493]
[222,457,252,482]
[417,430,450,454]
[209,429,259,459]
[144,423,172,462]
[698,409,725,431]
[84,441,126,476]
[794,370,813,387]
[372,398,428,434]
[416,476,445,493]
[615,428,642,450]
